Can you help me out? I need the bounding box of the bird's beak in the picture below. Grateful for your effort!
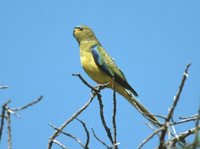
[73,27,81,38]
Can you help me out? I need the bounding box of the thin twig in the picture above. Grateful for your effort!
[150,114,167,120]
[171,116,200,125]
[0,100,11,142]
[6,110,12,149]
[48,123,85,148]
[112,81,118,149]
[72,73,97,91]
[165,125,200,146]
[11,96,43,111]
[192,103,200,148]
[0,85,8,89]
[179,114,200,120]
[138,127,164,149]
[48,74,108,149]
[97,93,114,144]
[158,63,191,149]
[53,140,67,149]
[91,128,110,148]
[76,118,90,149]
[48,89,100,149]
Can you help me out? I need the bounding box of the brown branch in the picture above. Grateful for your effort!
[91,128,110,148]
[53,140,68,149]
[112,81,118,149]
[0,100,11,142]
[158,63,191,149]
[48,123,85,148]
[97,93,114,144]
[11,96,43,112]
[165,125,200,147]
[72,73,97,91]
[171,116,200,126]
[192,103,200,149]
[179,114,200,120]
[138,127,163,149]
[76,118,90,149]
[6,110,12,149]
[48,74,109,149]
[47,92,96,149]
[0,85,8,89]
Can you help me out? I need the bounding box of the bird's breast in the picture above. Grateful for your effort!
[80,46,111,84]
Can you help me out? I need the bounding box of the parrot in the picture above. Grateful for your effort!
[73,25,161,127]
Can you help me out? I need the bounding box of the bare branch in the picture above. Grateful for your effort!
[97,93,114,144]
[158,63,191,149]
[72,73,97,91]
[48,123,85,148]
[91,128,110,148]
[112,81,118,149]
[11,96,43,112]
[165,125,200,146]
[180,114,200,120]
[76,118,90,149]
[171,116,200,126]
[6,111,12,149]
[138,127,163,149]
[53,140,68,149]
[192,103,200,149]
[48,89,99,149]
[0,85,8,89]
[0,100,11,142]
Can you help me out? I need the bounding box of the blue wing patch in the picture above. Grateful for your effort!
[91,45,114,77]
[91,44,138,97]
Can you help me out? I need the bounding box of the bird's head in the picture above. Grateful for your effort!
[73,25,97,44]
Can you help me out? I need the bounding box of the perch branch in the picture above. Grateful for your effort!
[48,74,107,149]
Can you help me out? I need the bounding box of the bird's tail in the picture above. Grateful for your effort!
[115,85,161,127]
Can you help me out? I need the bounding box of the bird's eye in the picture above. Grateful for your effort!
[79,27,83,31]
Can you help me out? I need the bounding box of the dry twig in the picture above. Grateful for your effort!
[165,125,200,147]
[0,100,11,141]
[48,123,85,148]
[0,85,8,89]
[0,96,43,149]
[138,127,163,149]
[91,128,110,148]
[47,93,95,149]
[53,140,67,149]
[76,118,90,149]
[112,81,118,149]
[11,96,43,112]
[158,63,191,149]
[97,94,114,144]
[48,74,107,149]
[192,103,200,149]
[6,111,12,149]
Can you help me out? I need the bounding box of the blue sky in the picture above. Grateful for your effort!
[0,0,200,148]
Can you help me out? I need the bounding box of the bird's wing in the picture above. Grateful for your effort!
[91,44,138,96]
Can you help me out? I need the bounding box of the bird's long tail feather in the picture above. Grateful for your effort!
[119,88,161,127]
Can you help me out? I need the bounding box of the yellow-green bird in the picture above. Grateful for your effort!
[73,25,160,127]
